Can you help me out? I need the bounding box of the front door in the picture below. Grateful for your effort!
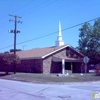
[65,62,71,70]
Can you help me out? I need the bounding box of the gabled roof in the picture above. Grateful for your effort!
[14,45,84,59]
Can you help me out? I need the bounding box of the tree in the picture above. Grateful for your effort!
[10,49,22,52]
[77,19,100,64]
[0,53,20,74]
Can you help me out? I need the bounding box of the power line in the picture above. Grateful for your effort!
[17,0,100,33]
[0,0,35,29]
[0,0,35,21]
[19,0,54,16]
[22,0,77,22]
[17,16,100,44]
[0,0,100,30]
[0,16,100,51]
[0,0,57,28]
[0,0,54,22]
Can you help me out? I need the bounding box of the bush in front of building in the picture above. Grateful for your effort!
[0,53,20,74]
[94,64,100,76]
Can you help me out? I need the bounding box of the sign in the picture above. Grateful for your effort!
[83,56,89,64]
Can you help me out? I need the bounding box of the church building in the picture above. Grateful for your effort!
[15,21,84,74]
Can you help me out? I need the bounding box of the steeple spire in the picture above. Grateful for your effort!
[58,20,62,37]
[55,20,64,46]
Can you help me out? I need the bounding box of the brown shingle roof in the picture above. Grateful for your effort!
[13,45,83,59]
[15,45,67,59]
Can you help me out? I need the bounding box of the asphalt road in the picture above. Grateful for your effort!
[0,79,100,100]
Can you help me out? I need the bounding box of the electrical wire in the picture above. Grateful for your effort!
[0,16,100,50]
[23,0,77,22]
[19,0,56,16]
[24,0,100,33]
[0,0,100,31]
[0,0,35,21]
[0,0,58,28]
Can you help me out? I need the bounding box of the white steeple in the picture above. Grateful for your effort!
[55,20,64,46]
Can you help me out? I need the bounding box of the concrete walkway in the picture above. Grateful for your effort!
[0,79,100,100]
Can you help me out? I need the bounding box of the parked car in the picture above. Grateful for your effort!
[88,64,95,73]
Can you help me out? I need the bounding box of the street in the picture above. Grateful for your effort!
[0,79,100,100]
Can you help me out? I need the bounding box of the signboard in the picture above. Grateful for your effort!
[83,56,89,64]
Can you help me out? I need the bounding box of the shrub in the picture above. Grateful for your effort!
[0,53,20,74]
[95,64,100,76]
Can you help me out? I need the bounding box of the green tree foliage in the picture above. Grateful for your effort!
[0,53,20,74]
[77,19,100,64]
[10,49,22,52]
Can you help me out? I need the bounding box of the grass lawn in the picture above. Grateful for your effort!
[0,72,100,84]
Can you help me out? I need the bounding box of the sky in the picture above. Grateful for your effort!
[0,0,100,52]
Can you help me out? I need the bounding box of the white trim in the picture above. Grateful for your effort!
[42,45,70,58]
[42,45,84,59]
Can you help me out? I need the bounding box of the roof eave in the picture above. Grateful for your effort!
[42,45,84,59]
[20,56,42,60]
[42,45,71,58]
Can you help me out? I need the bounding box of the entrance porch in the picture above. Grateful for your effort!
[52,56,83,74]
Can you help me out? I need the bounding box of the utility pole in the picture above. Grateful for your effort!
[9,14,22,74]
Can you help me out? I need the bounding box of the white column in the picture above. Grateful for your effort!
[62,59,65,74]
[71,62,73,73]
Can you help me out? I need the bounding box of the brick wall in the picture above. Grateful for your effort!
[42,48,66,73]
[51,61,62,73]
[54,48,66,57]
[17,59,35,72]
[0,47,83,73]
[34,59,43,73]
[42,47,83,73]
[53,47,82,58]
[43,56,52,73]
[17,59,43,73]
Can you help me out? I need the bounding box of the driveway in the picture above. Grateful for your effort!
[0,79,100,100]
